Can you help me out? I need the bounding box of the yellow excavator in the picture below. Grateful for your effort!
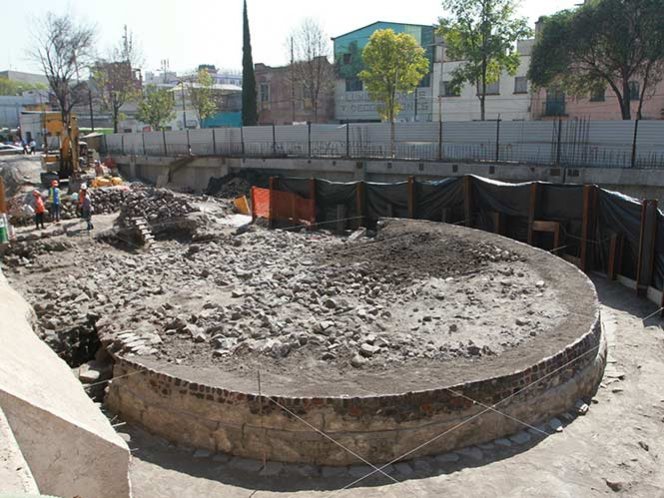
[41,112,89,190]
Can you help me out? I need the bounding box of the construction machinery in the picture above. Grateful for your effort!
[40,112,90,189]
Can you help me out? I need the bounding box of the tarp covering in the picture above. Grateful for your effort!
[653,212,664,290]
[416,178,464,221]
[365,182,409,220]
[596,189,642,279]
[539,184,584,256]
[313,179,359,228]
[472,177,531,241]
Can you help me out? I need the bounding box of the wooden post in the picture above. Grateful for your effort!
[336,204,346,235]
[268,176,278,228]
[356,181,365,228]
[580,185,596,272]
[527,182,539,245]
[162,129,167,156]
[0,177,6,214]
[308,177,316,229]
[212,128,217,155]
[608,234,623,281]
[240,126,245,156]
[636,199,658,296]
[463,176,473,227]
[407,176,416,218]
[631,119,639,168]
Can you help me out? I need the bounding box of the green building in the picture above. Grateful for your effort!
[332,21,436,123]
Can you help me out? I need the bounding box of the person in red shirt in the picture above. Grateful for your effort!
[33,190,45,230]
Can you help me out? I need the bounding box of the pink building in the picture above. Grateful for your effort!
[531,80,664,121]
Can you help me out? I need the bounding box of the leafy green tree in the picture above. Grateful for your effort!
[186,69,218,127]
[438,0,531,121]
[529,0,664,120]
[0,77,46,96]
[137,85,174,131]
[359,29,429,156]
[242,0,258,126]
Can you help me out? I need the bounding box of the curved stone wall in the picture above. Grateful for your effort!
[107,309,605,466]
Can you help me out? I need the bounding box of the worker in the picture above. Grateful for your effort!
[77,183,87,218]
[94,160,104,177]
[32,190,46,230]
[79,184,94,231]
[48,180,61,223]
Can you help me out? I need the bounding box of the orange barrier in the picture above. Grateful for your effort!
[251,187,315,225]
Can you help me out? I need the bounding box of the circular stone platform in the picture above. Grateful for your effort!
[105,220,606,465]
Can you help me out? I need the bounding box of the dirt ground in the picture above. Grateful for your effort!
[125,276,664,497]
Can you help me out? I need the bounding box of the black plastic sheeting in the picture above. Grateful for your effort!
[365,182,409,220]
[596,189,642,280]
[237,174,658,290]
[654,213,664,290]
[416,178,464,221]
[539,184,584,257]
[314,179,359,227]
[472,179,531,241]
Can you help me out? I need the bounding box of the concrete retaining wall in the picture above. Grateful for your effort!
[107,312,604,466]
[0,405,39,494]
[0,272,132,498]
[114,154,664,204]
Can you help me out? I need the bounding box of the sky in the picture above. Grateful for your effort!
[2,0,580,76]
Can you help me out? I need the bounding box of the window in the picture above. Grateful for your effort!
[418,73,431,88]
[477,79,500,95]
[345,77,363,92]
[441,81,460,97]
[590,87,605,102]
[514,76,528,94]
[260,83,270,103]
[343,53,352,65]
[629,81,640,101]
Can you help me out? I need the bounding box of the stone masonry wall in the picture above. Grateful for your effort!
[107,312,605,466]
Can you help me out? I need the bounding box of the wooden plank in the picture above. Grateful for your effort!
[532,220,559,232]
[308,178,316,230]
[579,185,593,272]
[608,234,619,280]
[356,181,365,228]
[636,199,658,296]
[527,182,539,245]
[268,176,278,229]
[0,177,5,214]
[463,176,473,227]
[407,176,415,218]
[336,204,346,235]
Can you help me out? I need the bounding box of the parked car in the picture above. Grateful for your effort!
[0,143,24,155]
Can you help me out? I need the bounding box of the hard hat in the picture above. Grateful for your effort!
[81,183,88,190]
[32,189,40,196]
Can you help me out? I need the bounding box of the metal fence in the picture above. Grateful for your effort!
[101,119,664,169]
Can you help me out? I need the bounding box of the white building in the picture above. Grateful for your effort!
[432,39,533,122]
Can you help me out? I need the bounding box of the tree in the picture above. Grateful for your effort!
[93,26,142,133]
[529,0,664,120]
[358,29,429,156]
[438,0,531,121]
[185,69,218,127]
[31,13,94,176]
[288,18,334,123]
[137,85,174,131]
[242,0,258,126]
[0,77,46,96]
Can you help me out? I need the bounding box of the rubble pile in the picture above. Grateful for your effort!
[207,176,252,199]
[116,188,199,227]
[7,220,566,379]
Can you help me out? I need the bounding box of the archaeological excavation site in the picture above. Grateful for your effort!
[4,152,664,497]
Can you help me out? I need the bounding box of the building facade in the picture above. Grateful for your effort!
[531,80,664,121]
[432,39,533,122]
[332,21,436,123]
[255,61,335,125]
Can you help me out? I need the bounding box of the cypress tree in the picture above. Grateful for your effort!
[242,0,258,126]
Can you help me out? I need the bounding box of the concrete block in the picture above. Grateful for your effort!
[0,273,131,498]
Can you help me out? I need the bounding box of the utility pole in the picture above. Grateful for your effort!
[290,36,295,124]
[180,82,187,130]
[88,87,95,132]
